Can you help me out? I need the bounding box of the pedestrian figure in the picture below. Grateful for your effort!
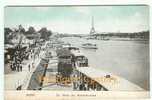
[32,63,34,69]
[79,82,84,90]
[34,54,36,61]
[20,64,22,72]
[31,55,32,59]
[10,63,13,71]
[17,64,19,72]
[28,64,30,72]
[13,63,16,71]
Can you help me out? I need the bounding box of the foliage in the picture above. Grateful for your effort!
[39,27,52,40]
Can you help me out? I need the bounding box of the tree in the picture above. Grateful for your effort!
[26,26,36,34]
[5,27,12,35]
[47,30,52,37]
[4,28,13,43]
[18,25,25,33]
[39,27,52,40]
[39,27,47,34]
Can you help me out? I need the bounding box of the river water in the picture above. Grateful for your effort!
[61,37,149,90]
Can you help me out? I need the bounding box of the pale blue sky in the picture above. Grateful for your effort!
[5,6,149,34]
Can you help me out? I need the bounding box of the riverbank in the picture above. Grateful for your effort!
[61,37,150,90]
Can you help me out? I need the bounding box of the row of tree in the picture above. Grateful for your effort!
[92,31,149,39]
[5,25,53,43]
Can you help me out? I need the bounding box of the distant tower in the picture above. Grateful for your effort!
[90,16,96,35]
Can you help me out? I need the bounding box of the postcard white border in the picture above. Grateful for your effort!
[0,0,152,100]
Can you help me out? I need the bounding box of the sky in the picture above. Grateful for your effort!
[4,6,149,34]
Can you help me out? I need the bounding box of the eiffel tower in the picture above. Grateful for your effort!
[90,16,96,35]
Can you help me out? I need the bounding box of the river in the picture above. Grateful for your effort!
[61,37,149,90]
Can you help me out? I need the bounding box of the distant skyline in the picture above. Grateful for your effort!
[5,6,149,34]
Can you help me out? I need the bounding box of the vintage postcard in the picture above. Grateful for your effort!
[4,5,150,99]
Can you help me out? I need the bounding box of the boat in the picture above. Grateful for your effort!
[81,43,98,49]
[72,51,89,67]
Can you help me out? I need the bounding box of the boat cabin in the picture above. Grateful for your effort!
[72,52,88,67]
[57,49,73,64]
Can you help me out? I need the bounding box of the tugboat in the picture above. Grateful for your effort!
[81,43,98,49]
